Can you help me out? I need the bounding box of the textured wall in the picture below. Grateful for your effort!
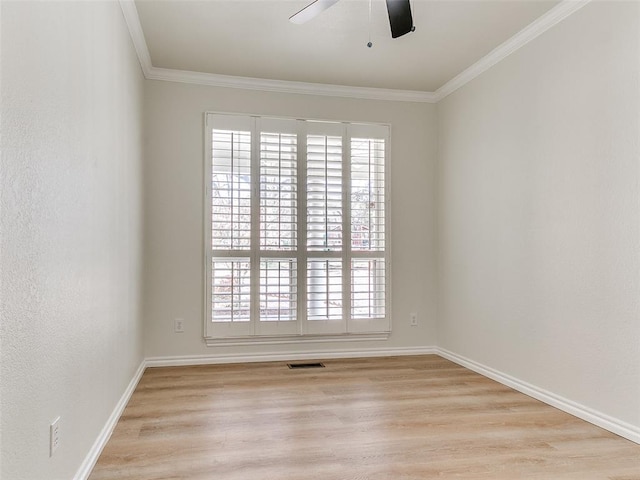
[437,1,640,428]
[143,81,437,358]
[1,2,145,479]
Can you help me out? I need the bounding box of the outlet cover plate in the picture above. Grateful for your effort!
[174,318,185,333]
[50,417,60,457]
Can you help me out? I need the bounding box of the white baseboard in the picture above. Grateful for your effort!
[73,360,146,480]
[145,346,437,367]
[436,347,640,445]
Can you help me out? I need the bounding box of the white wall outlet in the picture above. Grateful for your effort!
[174,318,185,333]
[50,417,60,457]
[410,312,418,326]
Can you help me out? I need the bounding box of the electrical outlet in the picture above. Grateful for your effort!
[174,318,185,333]
[50,417,60,457]
[410,312,418,326]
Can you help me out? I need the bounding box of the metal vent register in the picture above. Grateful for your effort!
[287,362,325,369]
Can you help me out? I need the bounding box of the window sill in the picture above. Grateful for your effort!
[204,332,390,347]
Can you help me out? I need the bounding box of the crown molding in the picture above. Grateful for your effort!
[434,0,591,102]
[118,0,435,103]
[119,0,589,104]
[118,0,153,77]
[146,66,438,103]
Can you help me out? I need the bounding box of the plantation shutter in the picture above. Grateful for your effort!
[205,114,390,342]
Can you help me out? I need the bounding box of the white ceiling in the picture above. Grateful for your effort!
[134,0,561,93]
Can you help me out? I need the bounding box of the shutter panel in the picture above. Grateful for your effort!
[260,132,297,250]
[307,135,343,251]
[307,259,343,321]
[211,129,252,250]
[351,258,385,319]
[211,259,251,322]
[207,114,255,337]
[347,125,389,333]
[351,138,385,252]
[260,259,297,322]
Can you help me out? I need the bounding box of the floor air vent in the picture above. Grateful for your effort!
[287,362,325,369]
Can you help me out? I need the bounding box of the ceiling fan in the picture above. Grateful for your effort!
[289,0,415,40]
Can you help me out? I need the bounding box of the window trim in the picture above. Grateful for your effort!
[203,112,392,344]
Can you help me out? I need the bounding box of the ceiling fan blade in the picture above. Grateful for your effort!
[289,0,341,24]
[386,0,414,38]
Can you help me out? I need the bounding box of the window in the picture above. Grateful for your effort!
[204,114,390,341]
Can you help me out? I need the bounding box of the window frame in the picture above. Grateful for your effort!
[203,112,392,345]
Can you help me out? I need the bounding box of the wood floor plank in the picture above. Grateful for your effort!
[89,355,640,480]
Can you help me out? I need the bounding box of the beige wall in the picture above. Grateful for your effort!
[0,2,145,479]
[143,81,438,358]
[3,2,639,478]
[437,1,640,428]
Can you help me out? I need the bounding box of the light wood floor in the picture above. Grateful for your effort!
[89,355,640,480]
